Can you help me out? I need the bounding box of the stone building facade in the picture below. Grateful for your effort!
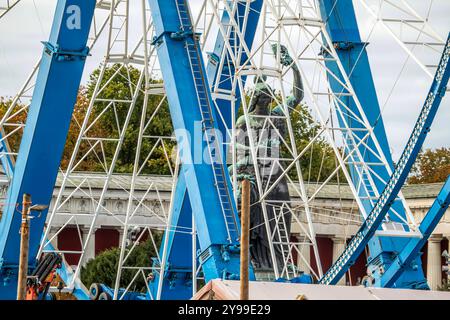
[0,174,448,290]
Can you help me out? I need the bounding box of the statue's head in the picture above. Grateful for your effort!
[249,76,273,114]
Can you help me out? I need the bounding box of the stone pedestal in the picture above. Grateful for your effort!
[332,236,347,285]
[427,235,443,290]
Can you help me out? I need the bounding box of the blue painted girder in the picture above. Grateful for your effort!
[0,0,96,299]
[149,0,263,299]
[147,0,252,292]
[318,0,426,287]
[149,173,194,300]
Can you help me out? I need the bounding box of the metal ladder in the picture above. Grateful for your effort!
[175,0,239,243]
[273,204,295,278]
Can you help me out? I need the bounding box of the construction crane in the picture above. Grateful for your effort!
[26,253,62,300]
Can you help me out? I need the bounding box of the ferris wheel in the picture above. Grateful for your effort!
[0,0,448,300]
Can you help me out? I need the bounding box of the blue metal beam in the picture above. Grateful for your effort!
[149,0,263,300]
[147,0,253,296]
[318,0,426,287]
[149,173,194,300]
[0,0,96,299]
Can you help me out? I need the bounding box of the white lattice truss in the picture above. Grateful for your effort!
[0,0,446,299]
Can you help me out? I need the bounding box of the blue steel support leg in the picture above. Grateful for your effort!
[147,0,254,300]
[0,0,96,299]
[149,173,194,300]
[318,0,426,288]
[149,0,263,299]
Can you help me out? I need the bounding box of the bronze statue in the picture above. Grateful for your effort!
[230,44,304,273]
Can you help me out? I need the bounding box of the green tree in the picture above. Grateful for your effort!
[409,147,450,184]
[84,64,174,174]
[0,93,102,171]
[0,97,29,155]
[288,103,339,182]
[81,236,162,292]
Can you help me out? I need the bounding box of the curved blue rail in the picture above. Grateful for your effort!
[319,33,450,285]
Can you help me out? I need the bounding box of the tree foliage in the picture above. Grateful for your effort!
[3,66,178,174]
[60,87,107,170]
[80,64,174,174]
[0,96,28,155]
[288,103,339,182]
[409,148,450,184]
[0,90,117,172]
[80,235,162,292]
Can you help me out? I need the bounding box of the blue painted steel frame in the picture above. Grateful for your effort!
[318,0,426,288]
[0,0,96,299]
[380,176,450,287]
[150,0,263,299]
[147,0,256,300]
[149,173,194,299]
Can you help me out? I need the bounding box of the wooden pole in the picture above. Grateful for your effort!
[240,180,250,300]
[17,193,31,300]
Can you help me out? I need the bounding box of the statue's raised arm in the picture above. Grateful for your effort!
[271,44,304,109]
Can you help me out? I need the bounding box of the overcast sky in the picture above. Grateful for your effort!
[0,0,448,161]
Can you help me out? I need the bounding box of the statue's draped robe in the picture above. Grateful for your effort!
[232,105,292,272]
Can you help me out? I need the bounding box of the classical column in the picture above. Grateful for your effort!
[48,227,58,248]
[297,242,311,273]
[118,228,125,248]
[332,236,347,285]
[427,235,443,290]
[446,236,450,283]
[81,227,97,266]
